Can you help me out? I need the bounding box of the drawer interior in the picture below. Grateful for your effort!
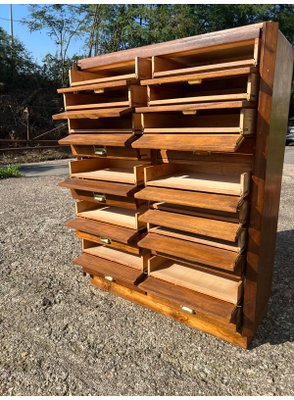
[147,256,242,304]
[142,109,255,134]
[70,57,151,86]
[68,113,141,133]
[70,158,147,185]
[144,163,250,197]
[76,203,143,231]
[152,39,259,78]
[83,243,147,270]
[148,74,257,105]
[66,217,140,245]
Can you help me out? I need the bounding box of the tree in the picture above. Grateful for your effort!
[23,4,86,85]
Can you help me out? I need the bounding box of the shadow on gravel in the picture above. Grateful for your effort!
[251,229,294,348]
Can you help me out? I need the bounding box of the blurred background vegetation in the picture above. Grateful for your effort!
[0,4,293,140]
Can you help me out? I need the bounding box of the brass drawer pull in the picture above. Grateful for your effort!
[104,275,114,282]
[100,237,111,244]
[94,193,106,202]
[94,146,107,156]
[181,305,195,315]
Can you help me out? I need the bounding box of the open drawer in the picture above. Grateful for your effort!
[145,73,258,106]
[52,106,132,121]
[135,186,248,223]
[141,109,255,135]
[151,38,259,79]
[143,163,250,197]
[139,208,246,249]
[69,158,148,186]
[82,241,148,271]
[69,57,151,86]
[59,134,149,160]
[147,256,242,304]
[66,216,141,245]
[63,85,147,110]
[68,113,141,133]
[69,188,142,210]
[138,232,244,272]
[74,252,145,290]
[75,201,145,231]
[59,177,138,198]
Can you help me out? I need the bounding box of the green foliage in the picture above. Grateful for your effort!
[0,164,21,179]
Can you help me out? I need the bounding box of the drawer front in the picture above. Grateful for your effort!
[74,252,145,290]
[71,188,140,210]
[138,232,244,273]
[71,145,149,160]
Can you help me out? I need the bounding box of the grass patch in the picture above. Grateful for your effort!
[0,164,22,179]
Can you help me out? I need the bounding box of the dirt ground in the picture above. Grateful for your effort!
[0,165,293,395]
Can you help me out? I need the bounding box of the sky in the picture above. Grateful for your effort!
[0,4,84,64]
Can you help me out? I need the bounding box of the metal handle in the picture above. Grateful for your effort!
[181,305,195,314]
[94,146,107,156]
[100,237,111,244]
[94,193,106,202]
[104,275,114,282]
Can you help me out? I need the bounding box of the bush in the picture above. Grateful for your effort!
[0,164,22,179]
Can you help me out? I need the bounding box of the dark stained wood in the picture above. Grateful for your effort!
[243,23,294,336]
[59,178,137,197]
[138,232,242,271]
[66,217,140,244]
[78,24,262,69]
[59,133,136,146]
[74,253,144,288]
[139,276,236,322]
[135,186,241,213]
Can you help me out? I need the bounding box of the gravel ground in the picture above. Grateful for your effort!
[0,165,293,396]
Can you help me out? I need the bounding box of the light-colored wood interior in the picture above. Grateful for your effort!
[149,260,242,304]
[84,245,144,270]
[72,167,135,184]
[147,171,244,196]
[77,206,139,230]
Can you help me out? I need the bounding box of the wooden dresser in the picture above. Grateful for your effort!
[54,22,293,348]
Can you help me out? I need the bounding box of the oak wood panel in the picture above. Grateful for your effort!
[59,178,137,197]
[74,253,144,287]
[141,66,256,86]
[57,79,128,93]
[243,23,294,336]
[135,186,241,213]
[139,208,240,242]
[139,276,237,321]
[52,107,132,120]
[66,217,139,244]
[59,133,136,146]
[84,246,145,270]
[149,261,242,304]
[132,134,243,152]
[78,24,262,69]
[70,189,138,210]
[138,232,242,271]
[76,231,140,254]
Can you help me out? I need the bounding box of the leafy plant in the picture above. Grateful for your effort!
[0,164,22,179]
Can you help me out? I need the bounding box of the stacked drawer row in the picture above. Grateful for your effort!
[131,38,259,331]
[53,58,153,288]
